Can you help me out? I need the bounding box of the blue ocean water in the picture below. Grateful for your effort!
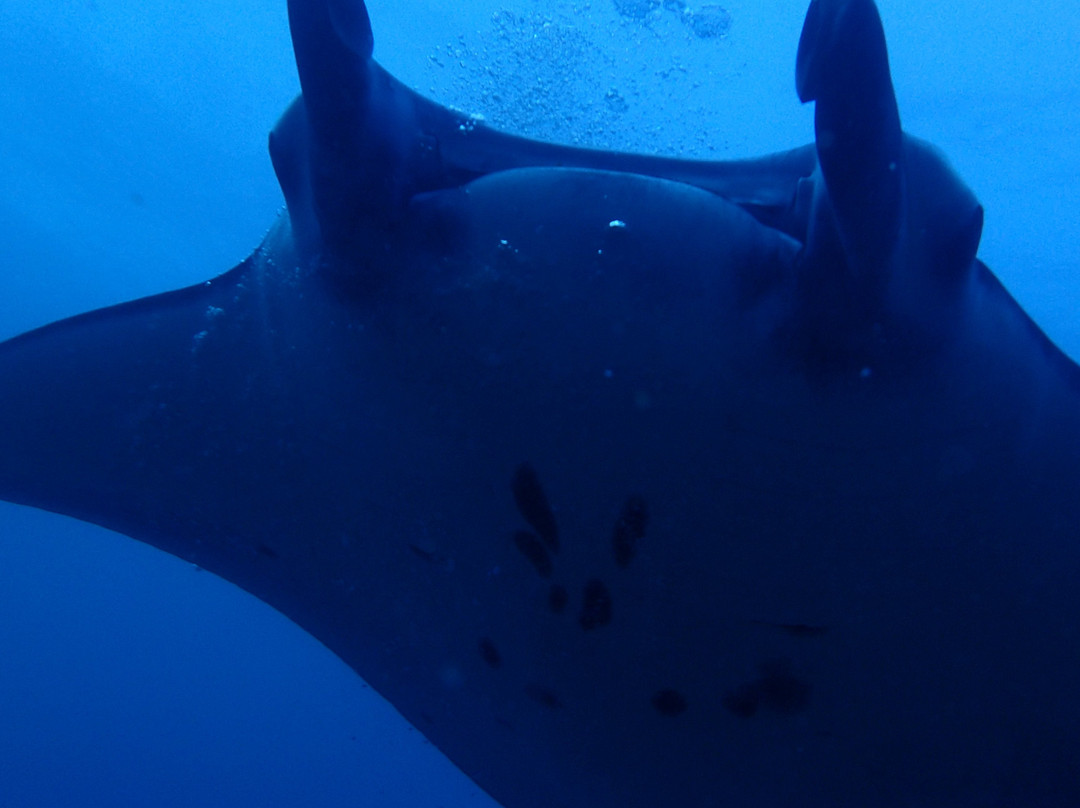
[0,0,1076,805]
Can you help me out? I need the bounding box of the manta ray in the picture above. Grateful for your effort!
[1,0,1078,805]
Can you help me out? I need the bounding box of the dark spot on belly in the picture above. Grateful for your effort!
[757,658,811,713]
[512,463,559,551]
[723,658,811,718]
[579,578,613,630]
[548,584,568,614]
[478,637,502,669]
[409,543,436,562]
[652,689,687,716]
[524,683,563,709]
[513,530,553,578]
[723,683,761,718]
[255,542,278,559]
[612,494,648,568]
[408,543,453,569]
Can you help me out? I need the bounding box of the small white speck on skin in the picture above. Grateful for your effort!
[608,219,627,229]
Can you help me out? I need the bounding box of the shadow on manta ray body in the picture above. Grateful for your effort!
[1,0,1078,806]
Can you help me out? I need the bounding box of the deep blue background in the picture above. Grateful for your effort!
[0,0,1077,805]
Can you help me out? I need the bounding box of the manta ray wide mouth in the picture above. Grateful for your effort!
[1,1,1078,807]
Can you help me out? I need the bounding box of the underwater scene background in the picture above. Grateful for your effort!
[0,0,1077,805]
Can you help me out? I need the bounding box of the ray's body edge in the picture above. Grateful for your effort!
[2,0,1080,806]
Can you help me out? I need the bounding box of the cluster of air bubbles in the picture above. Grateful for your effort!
[428,7,613,146]
[423,0,735,158]
[613,0,732,39]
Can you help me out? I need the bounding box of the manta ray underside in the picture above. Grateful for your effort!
[1,0,1078,805]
